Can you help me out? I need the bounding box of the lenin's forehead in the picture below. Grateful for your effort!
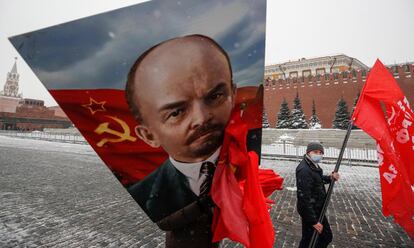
[134,37,229,87]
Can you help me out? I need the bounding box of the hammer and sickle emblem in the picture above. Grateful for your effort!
[94,115,137,147]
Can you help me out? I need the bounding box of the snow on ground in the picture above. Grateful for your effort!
[0,135,95,155]
[277,133,295,141]
[1,135,413,247]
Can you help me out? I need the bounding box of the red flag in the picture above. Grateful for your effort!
[352,59,414,237]
[258,168,284,199]
[235,86,263,130]
[211,110,284,247]
[49,89,168,186]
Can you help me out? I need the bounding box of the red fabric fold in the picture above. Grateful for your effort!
[211,110,284,247]
[259,169,284,198]
[352,59,414,238]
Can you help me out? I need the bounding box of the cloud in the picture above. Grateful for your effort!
[11,0,266,90]
[234,57,265,86]
[183,1,249,40]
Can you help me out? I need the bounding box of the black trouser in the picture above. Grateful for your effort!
[299,216,332,248]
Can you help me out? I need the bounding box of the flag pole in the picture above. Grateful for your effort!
[308,120,354,248]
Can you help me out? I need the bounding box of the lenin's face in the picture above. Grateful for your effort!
[131,36,235,163]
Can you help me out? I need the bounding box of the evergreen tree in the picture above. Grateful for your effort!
[290,92,308,129]
[262,109,270,128]
[332,97,350,129]
[308,99,322,129]
[276,98,292,128]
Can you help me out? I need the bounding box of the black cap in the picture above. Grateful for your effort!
[306,142,324,154]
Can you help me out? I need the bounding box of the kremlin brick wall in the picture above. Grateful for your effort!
[264,63,414,128]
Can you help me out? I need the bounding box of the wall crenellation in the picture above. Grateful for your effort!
[264,63,414,128]
[265,63,413,90]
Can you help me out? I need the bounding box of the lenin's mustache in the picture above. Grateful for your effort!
[185,122,225,145]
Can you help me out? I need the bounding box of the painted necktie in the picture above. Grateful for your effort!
[199,161,216,196]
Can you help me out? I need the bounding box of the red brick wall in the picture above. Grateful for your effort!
[264,64,414,128]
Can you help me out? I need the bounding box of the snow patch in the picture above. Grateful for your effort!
[286,187,297,191]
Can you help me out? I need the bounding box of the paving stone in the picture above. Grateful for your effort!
[0,136,413,247]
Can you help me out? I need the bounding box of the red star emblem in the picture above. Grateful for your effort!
[82,97,106,115]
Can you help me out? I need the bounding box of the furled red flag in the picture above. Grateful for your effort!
[211,109,284,248]
[352,59,414,237]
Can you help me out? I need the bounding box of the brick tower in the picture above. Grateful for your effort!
[1,57,21,98]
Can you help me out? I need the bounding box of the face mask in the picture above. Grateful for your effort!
[310,154,323,163]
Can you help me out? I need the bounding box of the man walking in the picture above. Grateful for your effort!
[296,142,339,248]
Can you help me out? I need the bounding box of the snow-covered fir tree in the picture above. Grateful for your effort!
[308,99,322,129]
[276,98,291,128]
[290,92,308,129]
[332,97,350,129]
[262,109,270,128]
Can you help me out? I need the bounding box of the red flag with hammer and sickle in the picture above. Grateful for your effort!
[50,89,168,186]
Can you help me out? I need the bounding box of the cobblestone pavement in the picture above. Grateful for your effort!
[1,136,413,248]
[261,158,414,248]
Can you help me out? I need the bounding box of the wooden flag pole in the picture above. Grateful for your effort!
[308,121,354,248]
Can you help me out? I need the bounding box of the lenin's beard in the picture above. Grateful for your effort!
[185,122,225,158]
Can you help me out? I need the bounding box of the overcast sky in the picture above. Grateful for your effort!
[1,0,413,106]
[8,0,266,90]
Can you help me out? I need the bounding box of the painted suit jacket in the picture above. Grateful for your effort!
[128,159,198,223]
[128,159,216,248]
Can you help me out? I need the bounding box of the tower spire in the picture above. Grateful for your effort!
[1,57,21,98]
[11,57,18,74]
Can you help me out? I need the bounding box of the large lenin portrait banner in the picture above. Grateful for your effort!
[10,0,282,247]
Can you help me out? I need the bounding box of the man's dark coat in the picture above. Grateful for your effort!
[296,155,334,248]
[296,155,332,225]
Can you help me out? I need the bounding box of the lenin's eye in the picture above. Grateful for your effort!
[168,108,184,119]
[209,92,224,101]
